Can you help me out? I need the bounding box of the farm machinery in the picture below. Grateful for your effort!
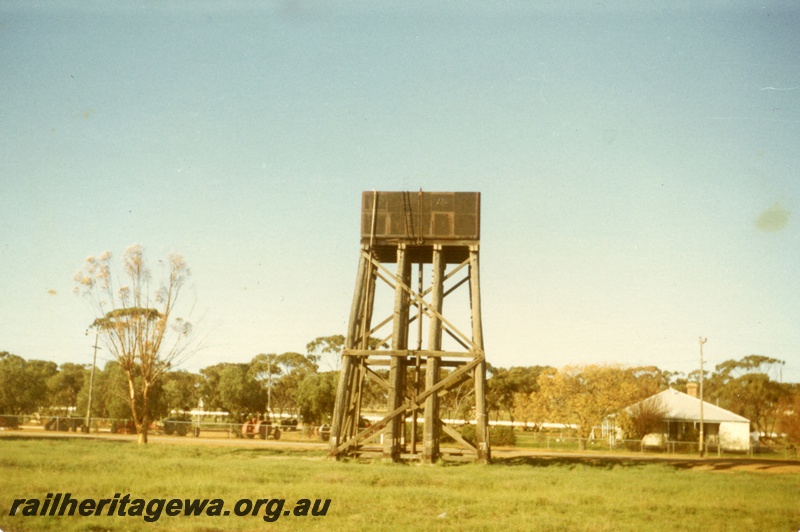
[240,416,281,440]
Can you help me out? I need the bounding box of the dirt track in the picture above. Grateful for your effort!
[3,430,798,474]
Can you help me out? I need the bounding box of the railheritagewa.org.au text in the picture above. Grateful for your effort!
[8,493,330,523]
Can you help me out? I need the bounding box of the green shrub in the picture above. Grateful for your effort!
[459,424,516,447]
[490,425,516,446]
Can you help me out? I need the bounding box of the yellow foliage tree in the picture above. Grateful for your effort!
[523,364,641,450]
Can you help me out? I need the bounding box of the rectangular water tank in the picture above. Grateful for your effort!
[361,191,480,243]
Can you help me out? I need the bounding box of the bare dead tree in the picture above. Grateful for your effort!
[74,244,193,444]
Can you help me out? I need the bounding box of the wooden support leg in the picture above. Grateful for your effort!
[469,246,490,463]
[384,245,410,461]
[330,247,371,456]
[423,246,444,463]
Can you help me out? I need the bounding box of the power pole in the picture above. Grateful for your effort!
[698,337,707,457]
[84,330,100,432]
[267,355,272,419]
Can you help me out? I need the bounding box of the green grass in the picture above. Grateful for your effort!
[0,436,797,531]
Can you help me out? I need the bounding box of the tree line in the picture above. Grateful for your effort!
[3,348,798,445]
[0,336,344,428]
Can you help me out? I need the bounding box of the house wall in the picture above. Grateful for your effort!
[719,421,750,452]
[664,420,718,441]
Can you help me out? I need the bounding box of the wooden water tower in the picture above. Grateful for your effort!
[329,191,490,462]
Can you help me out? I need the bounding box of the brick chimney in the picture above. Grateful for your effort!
[686,382,699,398]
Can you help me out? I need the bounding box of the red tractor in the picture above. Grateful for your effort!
[240,416,280,440]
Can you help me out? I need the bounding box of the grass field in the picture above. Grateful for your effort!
[0,435,797,531]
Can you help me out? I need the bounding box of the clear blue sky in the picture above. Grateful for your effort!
[2,1,798,382]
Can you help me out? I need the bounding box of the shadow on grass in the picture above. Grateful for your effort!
[0,434,133,445]
[491,453,797,472]
[224,447,328,458]
[0,434,328,457]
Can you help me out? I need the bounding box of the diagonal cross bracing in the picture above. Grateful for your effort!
[332,356,483,456]
[362,250,478,351]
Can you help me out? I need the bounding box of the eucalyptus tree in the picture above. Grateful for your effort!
[0,352,56,416]
[74,244,194,444]
[306,335,344,372]
[487,365,548,422]
[708,355,788,437]
[251,352,318,417]
[161,370,202,414]
[47,362,88,412]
